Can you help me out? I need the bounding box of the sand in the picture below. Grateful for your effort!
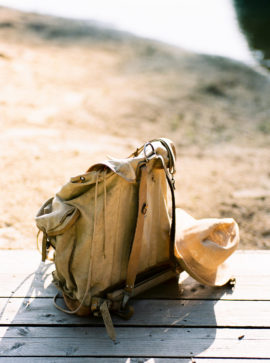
[1,7,270,249]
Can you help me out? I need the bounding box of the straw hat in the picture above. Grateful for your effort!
[174,208,239,286]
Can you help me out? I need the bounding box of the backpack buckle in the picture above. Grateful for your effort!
[122,290,131,309]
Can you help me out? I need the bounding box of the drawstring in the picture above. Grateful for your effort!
[92,171,99,241]
[103,170,107,259]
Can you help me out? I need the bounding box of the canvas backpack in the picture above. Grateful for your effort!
[35,138,181,340]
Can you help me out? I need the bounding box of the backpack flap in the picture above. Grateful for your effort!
[36,196,80,260]
[36,196,80,237]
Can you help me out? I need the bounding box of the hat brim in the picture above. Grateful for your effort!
[176,250,234,286]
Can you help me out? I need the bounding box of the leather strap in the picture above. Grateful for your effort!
[100,301,117,342]
[124,163,148,297]
[122,140,180,307]
[155,153,178,269]
[165,163,178,268]
[41,231,47,262]
[149,138,177,267]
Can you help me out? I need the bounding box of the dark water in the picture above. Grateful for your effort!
[234,0,270,69]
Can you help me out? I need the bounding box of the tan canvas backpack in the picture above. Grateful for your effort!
[36,138,180,340]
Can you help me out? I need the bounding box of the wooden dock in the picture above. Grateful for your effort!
[0,250,270,362]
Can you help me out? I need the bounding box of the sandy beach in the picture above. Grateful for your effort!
[1,7,270,249]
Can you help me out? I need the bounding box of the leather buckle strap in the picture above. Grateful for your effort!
[122,139,179,308]
[123,163,148,307]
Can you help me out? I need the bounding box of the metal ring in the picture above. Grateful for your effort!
[143,142,156,162]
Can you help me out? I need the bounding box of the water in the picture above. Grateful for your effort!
[234,0,270,68]
[0,0,256,65]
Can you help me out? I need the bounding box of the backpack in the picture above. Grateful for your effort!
[35,138,180,340]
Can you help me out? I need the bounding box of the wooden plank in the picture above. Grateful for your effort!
[0,327,270,358]
[141,274,270,300]
[0,251,47,274]
[2,273,270,300]
[2,250,269,275]
[1,250,268,272]
[1,250,270,300]
[1,297,270,328]
[0,360,269,363]
[0,273,57,298]
[0,250,270,276]
[0,359,189,363]
[0,252,56,298]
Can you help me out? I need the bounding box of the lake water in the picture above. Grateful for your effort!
[0,0,255,65]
